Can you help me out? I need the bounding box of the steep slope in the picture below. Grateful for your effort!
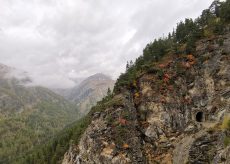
[61,1,230,164]
[62,33,230,164]
[14,1,230,164]
[65,73,115,114]
[0,64,80,163]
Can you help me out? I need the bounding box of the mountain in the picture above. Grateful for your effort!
[63,34,230,163]
[55,73,115,115]
[14,1,230,164]
[0,64,80,163]
[61,1,230,163]
[68,73,115,114]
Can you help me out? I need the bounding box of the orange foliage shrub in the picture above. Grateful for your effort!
[141,121,150,128]
[159,64,166,68]
[167,85,174,91]
[187,54,195,61]
[163,73,170,83]
[160,97,166,103]
[187,54,196,66]
[134,92,140,98]
[118,118,127,126]
[181,54,195,69]
[158,59,173,69]
[123,143,129,149]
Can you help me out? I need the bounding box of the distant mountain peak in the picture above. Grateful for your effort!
[0,63,13,75]
[0,63,31,84]
[53,73,115,115]
[86,73,113,81]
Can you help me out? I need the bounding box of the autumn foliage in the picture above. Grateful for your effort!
[181,54,196,68]
[187,54,195,64]
[118,118,128,126]
[122,143,130,149]
[163,73,170,83]
[134,92,140,99]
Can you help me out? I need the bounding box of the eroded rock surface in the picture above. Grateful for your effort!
[63,32,230,164]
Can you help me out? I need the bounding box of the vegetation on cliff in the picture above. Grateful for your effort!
[13,0,230,163]
[13,92,117,164]
[114,0,230,93]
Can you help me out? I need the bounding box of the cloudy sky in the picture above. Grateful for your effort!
[0,0,214,88]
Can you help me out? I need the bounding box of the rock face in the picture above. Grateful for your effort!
[62,33,230,163]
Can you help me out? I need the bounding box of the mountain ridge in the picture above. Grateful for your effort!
[54,73,115,115]
[61,1,230,163]
[0,63,81,163]
[62,30,230,164]
[11,0,230,163]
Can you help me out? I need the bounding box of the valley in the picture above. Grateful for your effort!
[0,64,113,163]
[0,0,230,164]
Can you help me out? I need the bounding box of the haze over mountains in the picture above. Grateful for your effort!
[0,63,114,163]
[0,0,229,164]
[0,63,115,115]
[0,0,214,89]
[0,63,79,162]
[54,73,115,114]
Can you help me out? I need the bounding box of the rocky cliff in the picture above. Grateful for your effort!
[62,31,230,163]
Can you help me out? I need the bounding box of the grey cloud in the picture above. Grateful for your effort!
[0,0,214,88]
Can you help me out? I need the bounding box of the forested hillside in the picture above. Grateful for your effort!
[0,64,81,164]
[13,0,230,163]
[114,0,230,92]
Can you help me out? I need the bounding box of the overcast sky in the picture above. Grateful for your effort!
[0,0,214,88]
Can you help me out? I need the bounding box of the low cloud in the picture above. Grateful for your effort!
[0,0,213,88]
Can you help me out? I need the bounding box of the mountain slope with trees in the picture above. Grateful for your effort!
[66,73,115,114]
[54,73,114,115]
[0,64,81,164]
[13,0,230,163]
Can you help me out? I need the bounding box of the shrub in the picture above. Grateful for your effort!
[221,116,230,130]
[224,137,230,147]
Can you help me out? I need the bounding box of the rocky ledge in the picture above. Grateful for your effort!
[62,32,230,164]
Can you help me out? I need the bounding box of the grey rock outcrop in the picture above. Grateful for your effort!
[63,31,230,164]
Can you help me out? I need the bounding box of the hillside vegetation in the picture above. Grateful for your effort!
[60,73,115,115]
[114,0,230,93]
[0,67,81,164]
[14,0,230,163]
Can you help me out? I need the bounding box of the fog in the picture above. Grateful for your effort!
[0,0,214,88]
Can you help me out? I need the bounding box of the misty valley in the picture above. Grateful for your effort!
[0,64,114,163]
[0,0,230,164]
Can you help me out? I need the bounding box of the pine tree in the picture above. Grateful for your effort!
[126,61,129,71]
[107,88,111,96]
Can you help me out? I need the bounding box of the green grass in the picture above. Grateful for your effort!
[224,137,230,147]
[221,116,230,130]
